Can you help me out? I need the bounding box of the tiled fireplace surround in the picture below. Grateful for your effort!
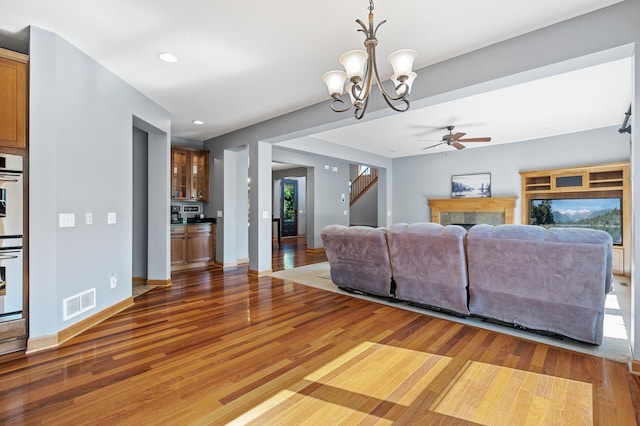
[428,197,518,227]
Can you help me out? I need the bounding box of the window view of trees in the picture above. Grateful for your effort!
[530,199,554,225]
[283,184,295,221]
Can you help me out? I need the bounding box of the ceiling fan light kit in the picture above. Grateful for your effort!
[321,0,417,120]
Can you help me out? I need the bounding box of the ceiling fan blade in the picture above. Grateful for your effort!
[422,141,445,150]
[450,132,466,140]
[458,137,492,142]
[452,142,466,150]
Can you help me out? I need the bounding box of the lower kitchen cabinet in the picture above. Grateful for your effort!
[171,223,217,272]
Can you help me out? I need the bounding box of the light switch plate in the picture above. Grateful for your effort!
[86,213,93,225]
[59,213,75,228]
[107,212,117,224]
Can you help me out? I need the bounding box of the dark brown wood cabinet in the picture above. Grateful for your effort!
[0,48,27,149]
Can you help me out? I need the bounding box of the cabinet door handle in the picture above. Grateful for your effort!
[0,175,20,182]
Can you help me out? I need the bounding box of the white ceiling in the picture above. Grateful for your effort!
[313,57,632,158]
[0,0,630,158]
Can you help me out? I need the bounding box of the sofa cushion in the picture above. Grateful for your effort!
[320,225,394,297]
[467,224,613,344]
[387,223,469,316]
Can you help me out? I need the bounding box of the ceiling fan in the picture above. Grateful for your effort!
[420,125,492,151]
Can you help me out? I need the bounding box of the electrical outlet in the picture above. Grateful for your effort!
[110,274,117,289]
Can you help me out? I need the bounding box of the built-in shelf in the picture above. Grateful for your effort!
[520,162,630,276]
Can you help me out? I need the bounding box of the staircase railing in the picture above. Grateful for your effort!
[350,166,378,206]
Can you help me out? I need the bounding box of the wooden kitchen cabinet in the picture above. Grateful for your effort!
[187,224,212,262]
[170,226,187,265]
[171,147,209,202]
[171,224,217,272]
[0,48,28,149]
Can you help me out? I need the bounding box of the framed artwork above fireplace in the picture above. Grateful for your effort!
[451,173,491,198]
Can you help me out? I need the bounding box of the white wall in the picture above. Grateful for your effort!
[28,27,171,340]
[392,126,630,224]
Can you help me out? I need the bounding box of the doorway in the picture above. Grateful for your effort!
[281,179,297,237]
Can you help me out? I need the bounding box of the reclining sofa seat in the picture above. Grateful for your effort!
[466,224,613,345]
[320,225,395,298]
[387,223,470,316]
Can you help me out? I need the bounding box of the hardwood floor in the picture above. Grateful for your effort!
[1,237,639,424]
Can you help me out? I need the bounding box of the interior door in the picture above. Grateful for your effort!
[281,179,297,237]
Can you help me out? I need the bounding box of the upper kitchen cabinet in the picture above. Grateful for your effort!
[171,147,209,202]
[0,48,28,149]
[190,150,209,202]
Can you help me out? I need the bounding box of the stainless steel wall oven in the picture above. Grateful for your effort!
[0,153,23,323]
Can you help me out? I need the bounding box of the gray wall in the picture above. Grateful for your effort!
[350,183,378,227]
[272,147,350,248]
[28,27,171,340]
[132,127,148,278]
[204,1,640,360]
[393,126,630,225]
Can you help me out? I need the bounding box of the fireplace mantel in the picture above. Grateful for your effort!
[428,197,518,225]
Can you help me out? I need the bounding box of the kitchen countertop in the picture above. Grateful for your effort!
[171,218,216,225]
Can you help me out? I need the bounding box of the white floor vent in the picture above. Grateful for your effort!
[63,288,96,321]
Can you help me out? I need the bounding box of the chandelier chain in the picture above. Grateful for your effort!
[368,0,374,13]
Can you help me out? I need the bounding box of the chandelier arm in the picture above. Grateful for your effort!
[330,98,351,113]
[356,19,368,34]
[372,19,386,38]
[354,95,369,119]
[368,45,411,112]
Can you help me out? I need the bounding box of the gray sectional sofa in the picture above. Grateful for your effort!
[320,225,395,298]
[321,223,613,345]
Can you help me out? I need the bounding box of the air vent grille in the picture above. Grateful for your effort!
[63,288,96,321]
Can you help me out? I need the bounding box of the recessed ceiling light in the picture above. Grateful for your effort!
[157,52,178,63]
[192,120,204,125]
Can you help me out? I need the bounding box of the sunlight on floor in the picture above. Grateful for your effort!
[228,342,451,424]
[603,280,631,341]
[433,361,592,425]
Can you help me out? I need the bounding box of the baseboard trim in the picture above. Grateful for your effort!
[26,334,59,354]
[147,278,172,287]
[248,269,273,277]
[26,297,134,354]
[306,247,326,254]
[630,359,640,375]
[132,276,147,284]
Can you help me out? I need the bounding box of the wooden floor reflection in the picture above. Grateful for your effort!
[0,236,638,424]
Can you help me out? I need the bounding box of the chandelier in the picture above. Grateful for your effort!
[322,0,417,120]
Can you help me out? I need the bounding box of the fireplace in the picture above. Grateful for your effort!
[428,197,518,226]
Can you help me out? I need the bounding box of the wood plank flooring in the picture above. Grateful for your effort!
[0,236,639,424]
